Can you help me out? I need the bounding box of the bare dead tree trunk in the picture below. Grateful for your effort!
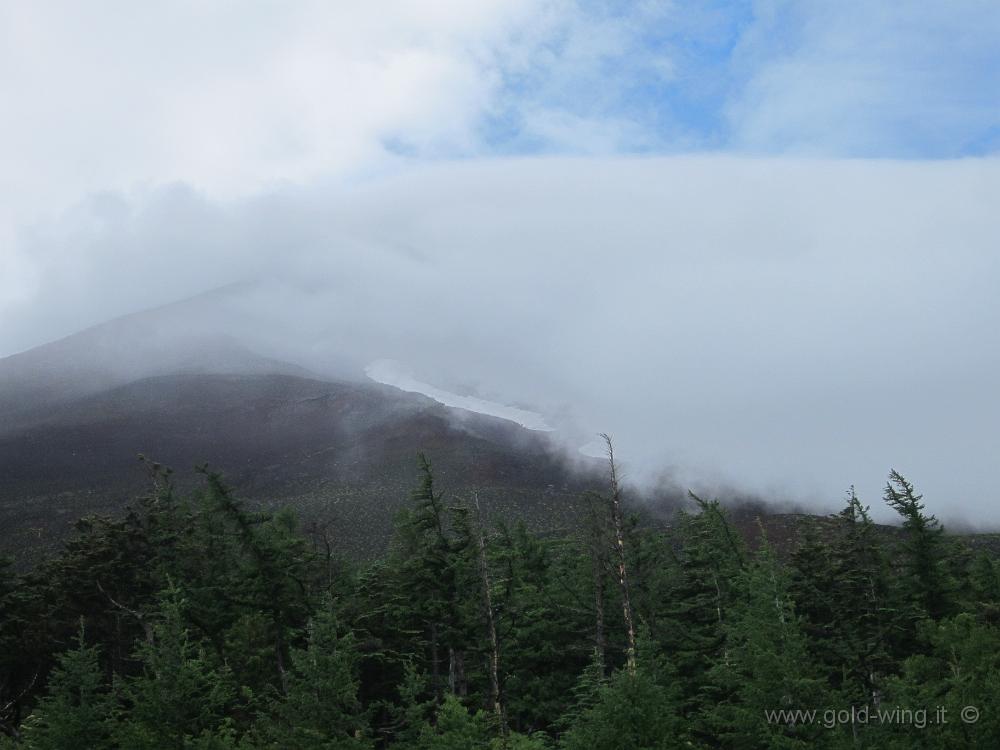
[448,648,456,694]
[712,571,729,667]
[0,670,37,741]
[276,636,289,695]
[601,433,637,675]
[307,519,336,592]
[591,543,607,675]
[430,622,441,698]
[97,580,154,646]
[473,491,508,740]
[584,487,610,676]
[447,648,468,696]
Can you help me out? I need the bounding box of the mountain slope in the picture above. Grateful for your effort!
[0,285,317,428]
[0,352,596,565]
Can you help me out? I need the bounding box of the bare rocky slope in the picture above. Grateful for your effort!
[0,305,600,566]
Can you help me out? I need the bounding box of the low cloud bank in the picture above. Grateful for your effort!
[4,157,999,521]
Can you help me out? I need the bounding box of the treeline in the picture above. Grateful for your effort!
[1,454,999,748]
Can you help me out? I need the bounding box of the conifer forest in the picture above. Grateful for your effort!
[2,449,998,749]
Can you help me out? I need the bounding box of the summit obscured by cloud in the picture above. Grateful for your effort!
[1,1,998,520]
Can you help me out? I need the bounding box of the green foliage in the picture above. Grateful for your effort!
[873,613,1000,748]
[554,649,606,734]
[659,495,744,723]
[385,455,478,699]
[496,525,588,735]
[966,551,1000,622]
[18,620,114,750]
[413,693,491,749]
[410,695,546,750]
[113,582,238,749]
[558,657,684,750]
[790,489,897,707]
[884,471,956,622]
[704,536,833,749]
[385,663,438,747]
[1,463,999,750]
[263,602,372,749]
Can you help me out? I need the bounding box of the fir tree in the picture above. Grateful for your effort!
[704,534,834,749]
[495,525,587,736]
[558,641,684,750]
[113,582,238,749]
[18,620,114,750]
[414,693,491,750]
[967,551,1000,624]
[827,488,897,706]
[875,613,1000,749]
[389,455,473,699]
[790,489,896,709]
[264,602,371,749]
[661,494,744,728]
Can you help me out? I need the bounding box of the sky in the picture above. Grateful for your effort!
[1,1,999,519]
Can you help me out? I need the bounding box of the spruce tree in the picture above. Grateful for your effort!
[558,640,684,750]
[967,551,1000,624]
[703,534,833,749]
[884,470,956,622]
[18,620,114,750]
[827,489,897,707]
[389,455,471,699]
[661,495,744,728]
[495,525,587,735]
[265,603,372,749]
[875,613,1000,749]
[413,693,491,749]
[790,489,896,709]
[113,582,237,749]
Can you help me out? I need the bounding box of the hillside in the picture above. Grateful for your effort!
[3,300,997,569]
[0,295,606,567]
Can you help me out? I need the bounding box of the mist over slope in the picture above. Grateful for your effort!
[2,279,994,572]
[5,158,999,522]
[0,296,309,429]
[0,302,607,566]
[0,157,1000,523]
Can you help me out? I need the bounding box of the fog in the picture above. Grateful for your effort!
[3,156,998,522]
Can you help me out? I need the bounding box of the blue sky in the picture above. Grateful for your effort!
[2,0,998,226]
[480,1,754,155]
[471,0,1000,159]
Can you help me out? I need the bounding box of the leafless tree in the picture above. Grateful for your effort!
[601,433,636,675]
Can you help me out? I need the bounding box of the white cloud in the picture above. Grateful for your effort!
[0,1,540,215]
[3,157,999,520]
[2,2,1000,519]
[728,1,1000,156]
[0,0,571,331]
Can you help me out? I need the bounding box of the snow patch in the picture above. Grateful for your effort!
[365,359,553,432]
